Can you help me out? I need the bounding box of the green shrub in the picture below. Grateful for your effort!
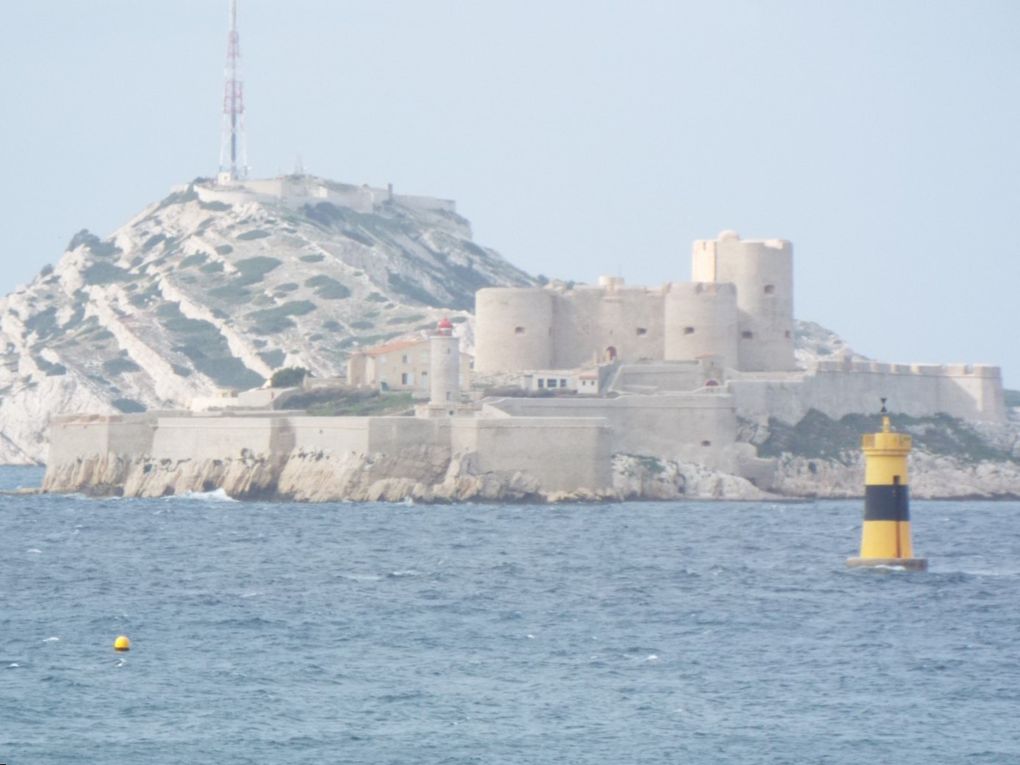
[112,398,146,413]
[102,357,142,376]
[179,253,208,268]
[83,262,131,285]
[233,256,282,285]
[259,349,286,368]
[304,275,351,299]
[270,366,309,388]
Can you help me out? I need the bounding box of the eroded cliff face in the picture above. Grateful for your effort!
[0,177,533,464]
[41,445,1020,503]
[772,452,1020,500]
[41,449,773,503]
[42,448,584,503]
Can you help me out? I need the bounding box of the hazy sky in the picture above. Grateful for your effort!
[1,1,1018,385]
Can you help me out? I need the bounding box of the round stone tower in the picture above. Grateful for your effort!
[663,281,739,369]
[429,318,460,409]
[691,231,795,372]
[474,287,555,373]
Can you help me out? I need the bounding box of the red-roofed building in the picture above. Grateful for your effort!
[347,333,473,393]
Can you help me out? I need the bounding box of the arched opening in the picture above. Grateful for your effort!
[605,345,617,362]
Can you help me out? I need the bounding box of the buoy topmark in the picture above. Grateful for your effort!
[846,400,928,571]
[113,635,131,652]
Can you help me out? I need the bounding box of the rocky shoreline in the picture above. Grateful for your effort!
[39,449,1020,503]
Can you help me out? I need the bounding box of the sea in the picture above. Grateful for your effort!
[2,464,1019,764]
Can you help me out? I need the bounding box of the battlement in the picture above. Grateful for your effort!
[815,359,1003,379]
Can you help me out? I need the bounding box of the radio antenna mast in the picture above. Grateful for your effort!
[218,0,248,183]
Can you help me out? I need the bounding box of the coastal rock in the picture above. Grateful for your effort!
[772,451,1020,499]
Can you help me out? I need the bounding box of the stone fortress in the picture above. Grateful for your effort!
[44,231,1007,501]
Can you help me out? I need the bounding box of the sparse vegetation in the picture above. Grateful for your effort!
[270,366,309,388]
[33,356,67,376]
[283,387,414,416]
[157,302,264,390]
[387,272,436,305]
[82,262,131,285]
[258,349,286,368]
[758,409,1017,463]
[299,253,325,263]
[236,229,271,241]
[233,256,282,285]
[102,357,142,376]
[304,275,351,299]
[247,300,317,335]
[112,398,146,413]
[69,230,121,257]
[179,253,208,268]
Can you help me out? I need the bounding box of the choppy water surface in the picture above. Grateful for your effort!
[2,465,1019,763]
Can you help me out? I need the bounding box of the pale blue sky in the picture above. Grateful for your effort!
[1,1,1017,385]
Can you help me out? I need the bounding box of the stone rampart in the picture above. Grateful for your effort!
[450,416,611,492]
[730,360,1006,423]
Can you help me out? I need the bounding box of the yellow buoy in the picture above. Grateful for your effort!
[847,399,927,571]
[113,635,131,652]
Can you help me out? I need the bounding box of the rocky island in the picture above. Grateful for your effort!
[24,175,1020,502]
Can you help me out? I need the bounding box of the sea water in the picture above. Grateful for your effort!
[2,465,1019,764]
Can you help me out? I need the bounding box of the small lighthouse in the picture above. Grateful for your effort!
[846,400,928,571]
[429,318,460,415]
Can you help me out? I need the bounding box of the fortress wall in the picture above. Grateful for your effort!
[937,365,1007,421]
[152,416,276,460]
[612,362,706,392]
[394,194,457,214]
[367,417,445,454]
[287,417,372,453]
[595,288,665,364]
[475,288,555,372]
[730,362,1007,423]
[663,282,739,368]
[450,417,612,492]
[48,414,157,466]
[485,395,742,471]
[551,288,598,368]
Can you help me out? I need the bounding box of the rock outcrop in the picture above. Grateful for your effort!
[772,452,1020,499]
[0,176,533,464]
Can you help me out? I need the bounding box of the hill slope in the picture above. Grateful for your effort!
[0,176,534,463]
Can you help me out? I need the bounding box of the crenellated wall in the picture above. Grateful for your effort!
[728,360,1006,423]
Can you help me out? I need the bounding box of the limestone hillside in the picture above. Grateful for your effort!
[0,177,533,464]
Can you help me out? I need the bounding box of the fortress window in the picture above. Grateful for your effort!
[515,326,525,335]
[548,379,558,388]
[741,330,754,339]
[764,284,775,295]
[538,379,545,388]
[701,440,712,447]
[684,326,695,335]
[636,327,647,336]
[784,330,791,339]
[560,379,567,387]
[402,354,409,364]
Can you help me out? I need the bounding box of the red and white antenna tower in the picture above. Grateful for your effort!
[218,0,248,183]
